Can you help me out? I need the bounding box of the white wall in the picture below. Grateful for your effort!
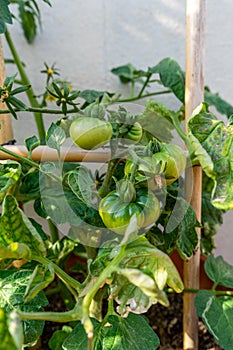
[2,0,233,262]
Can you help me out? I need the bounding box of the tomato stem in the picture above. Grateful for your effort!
[82,244,126,347]
[4,28,46,143]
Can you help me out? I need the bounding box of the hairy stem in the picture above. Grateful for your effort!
[4,28,46,142]
[32,255,81,294]
[82,244,126,346]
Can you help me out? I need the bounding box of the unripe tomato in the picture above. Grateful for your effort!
[69,117,113,150]
[99,188,160,235]
[153,143,186,185]
[124,122,143,142]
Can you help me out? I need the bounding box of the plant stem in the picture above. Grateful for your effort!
[98,157,120,198]
[82,244,126,347]
[32,255,82,293]
[20,304,81,323]
[137,73,152,98]
[182,288,233,296]
[0,145,64,186]
[117,89,172,103]
[48,218,59,243]
[0,106,79,115]
[4,28,46,142]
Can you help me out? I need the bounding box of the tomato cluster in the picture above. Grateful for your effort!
[69,113,186,236]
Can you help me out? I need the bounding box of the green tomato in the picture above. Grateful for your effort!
[153,143,186,185]
[69,117,113,150]
[124,122,143,142]
[99,188,160,235]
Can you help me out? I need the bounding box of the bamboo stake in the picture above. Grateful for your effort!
[0,145,110,162]
[183,1,205,349]
[0,36,14,144]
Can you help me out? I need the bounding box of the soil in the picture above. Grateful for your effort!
[146,293,222,350]
[31,291,222,350]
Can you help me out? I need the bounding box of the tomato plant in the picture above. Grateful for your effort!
[0,3,233,350]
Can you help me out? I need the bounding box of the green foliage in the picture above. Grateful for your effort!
[0,309,23,350]
[149,57,185,102]
[195,291,233,350]
[2,7,233,347]
[188,109,233,209]
[10,0,51,43]
[48,326,72,350]
[0,195,46,256]
[194,255,233,350]
[204,87,233,117]
[204,255,233,288]
[0,0,12,34]
[201,173,225,255]
[63,314,160,350]
[0,269,48,347]
[0,160,22,202]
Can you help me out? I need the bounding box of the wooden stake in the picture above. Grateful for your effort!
[183,1,205,349]
[0,36,14,144]
[0,145,110,163]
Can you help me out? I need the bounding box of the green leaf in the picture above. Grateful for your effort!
[18,5,37,43]
[0,270,48,347]
[149,195,199,258]
[3,74,17,90]
[39,177,83,225]
[149,57,185,102]
[0,242,31,260]
[0,0,12,34]
[125,237,184,292]
[40,161,57,174]
[139,100,174,143]
[110,237,183,315]
[24,263,54,302]
[46,123,66,151]
[111,63,146,84]
[195,290,233,350]
[188,110,233,209]
[24,135,40,158]
[79,89,105,104]
[19,170,40,200]
[0,160,21,203]
[111,271,169,315]
[204,88,233,117]
[101,314,160,350]
[62,318,99,350]
[204,255,233,288]
[11,85,31,96]
[8,96,28,110]
[175,200,199,259]
[68,165,95,205]
[0,309,23,350]
[48,326,72,350]
[63,314,159,350]
[0,195,46,257]
[201,173,225,255]
[48,236,77,265]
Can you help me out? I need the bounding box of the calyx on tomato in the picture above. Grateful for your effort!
[116,179,136,203]
[124,156,164,190]
[124,156,161,177]
[99,188,160,235]
[152,143,186,185]
[69,117,113,150]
